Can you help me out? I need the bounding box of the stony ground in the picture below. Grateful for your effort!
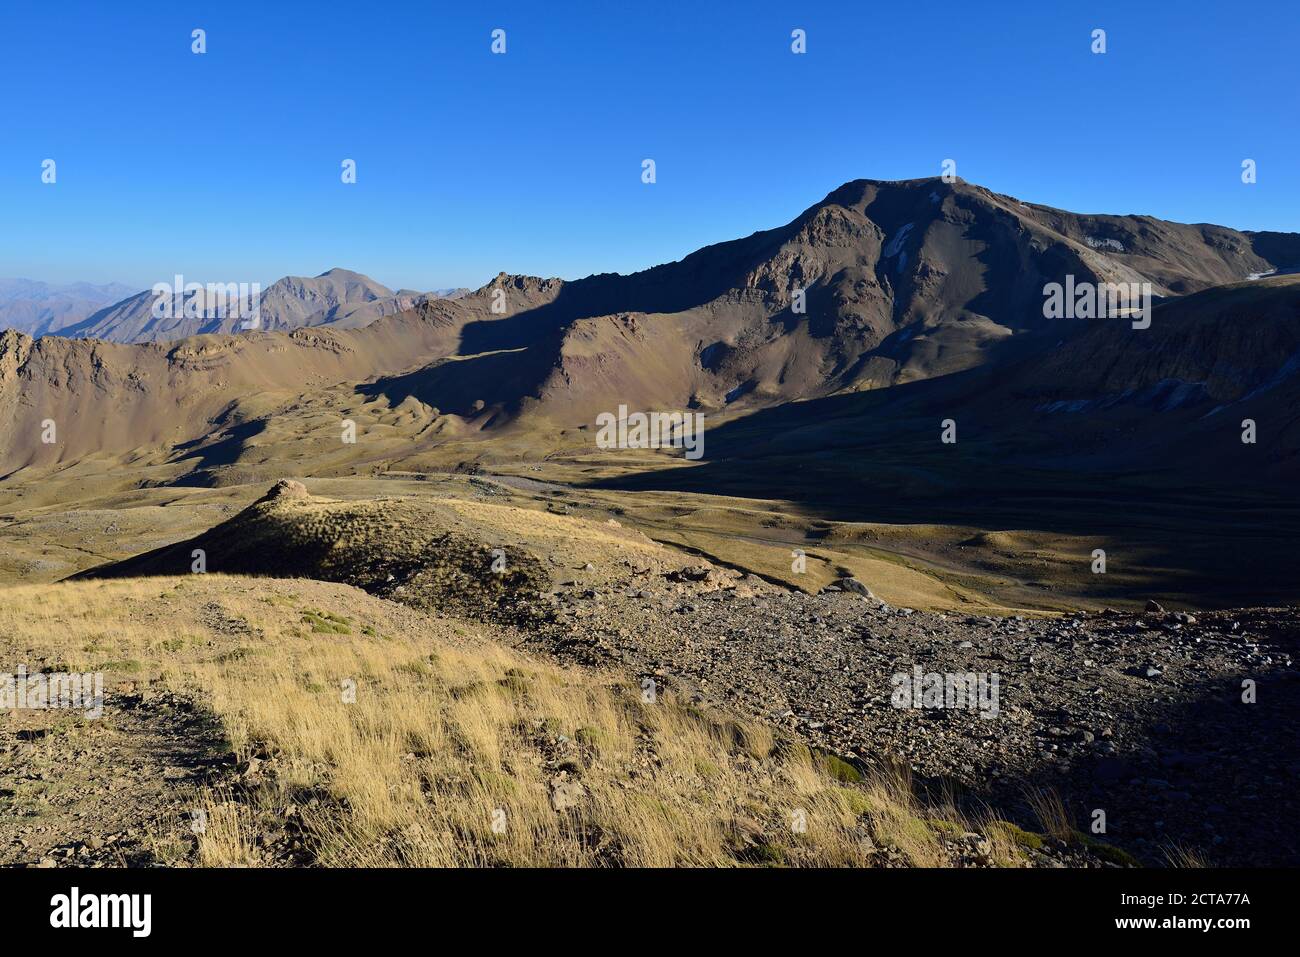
[0,685,231,868]
[509,562,1300,866]
[0,575,1118,869]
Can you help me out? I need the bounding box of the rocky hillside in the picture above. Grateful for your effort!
[9,573,1085,868]
[0,302,467,473]
[5,177,1300,489]
[356,176,1300,425]
[62,481,1300,866]
[77,479,710,624]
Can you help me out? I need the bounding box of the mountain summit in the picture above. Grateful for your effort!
[3,176,1299,487]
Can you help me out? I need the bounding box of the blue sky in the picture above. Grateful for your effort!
[1,0,1295,291]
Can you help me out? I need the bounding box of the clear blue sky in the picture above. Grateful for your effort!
[1,0,1295,291]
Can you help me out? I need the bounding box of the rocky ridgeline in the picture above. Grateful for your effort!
[81,480,555,623]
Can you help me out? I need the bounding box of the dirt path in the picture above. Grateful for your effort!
[0,685,229,868]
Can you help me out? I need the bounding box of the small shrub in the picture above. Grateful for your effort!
[834,787,876,816]
[989,820,1044,851]
[300,611,351,635]
[821,753,864,784]
[1077,833,1140,867]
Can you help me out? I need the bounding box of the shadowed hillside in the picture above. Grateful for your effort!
[7,177,1300,483]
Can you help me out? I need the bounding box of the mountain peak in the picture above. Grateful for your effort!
[315,267,369,279]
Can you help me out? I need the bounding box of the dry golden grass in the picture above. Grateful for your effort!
[0,575,993,868]
[1025,787,1075,843]
[1162,843,1209,868]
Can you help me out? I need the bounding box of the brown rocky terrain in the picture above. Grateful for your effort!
[6,177,1300,485]
[3,177,1299,870]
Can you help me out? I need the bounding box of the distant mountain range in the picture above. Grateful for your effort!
[0,270,471,343]
[0,279,138,337]
[3,176,1298,495]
